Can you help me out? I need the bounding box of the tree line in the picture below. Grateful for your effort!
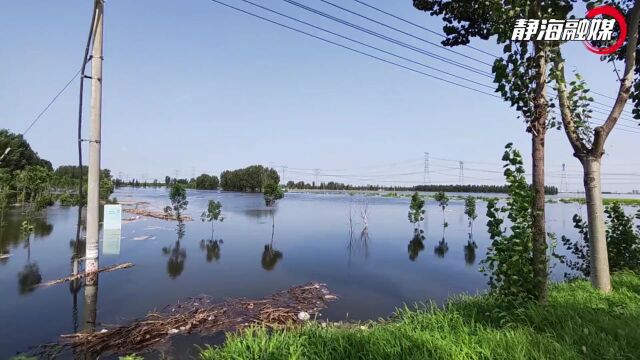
[0,129,115,228]
[286,180,558,195]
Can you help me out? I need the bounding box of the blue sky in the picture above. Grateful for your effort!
[1,0,638,192]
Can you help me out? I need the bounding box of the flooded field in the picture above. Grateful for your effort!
[0,187,631,358]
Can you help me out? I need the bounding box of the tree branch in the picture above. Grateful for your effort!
[552,48,589,156]
[597,0,640,150]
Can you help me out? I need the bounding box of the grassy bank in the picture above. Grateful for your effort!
[200,272,640,360]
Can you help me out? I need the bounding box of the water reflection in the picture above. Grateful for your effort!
[70,207,85,333]
[261,244,283,271]
[407,230,425,261]
[464,240,478,265]
[17,234,42,293]
[434,238,449,258]
[347,200,371,263]
[244,208,277,222]
[261,212,283,271]
[18,262,42,294]
[200,239,222,263]
[79,271,99,360]
[163,221,187,279]
[0,210,53,264]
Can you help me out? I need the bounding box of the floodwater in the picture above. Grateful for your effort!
[0,188,631,358]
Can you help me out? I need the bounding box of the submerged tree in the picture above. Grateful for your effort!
[165,183,188,221]
[408,192,426,232]
[201,200,224,240]
[434,191,449,229]
[263,182,284,207]
[464,196,478,240]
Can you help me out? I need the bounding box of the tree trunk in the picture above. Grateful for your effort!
[531,130,548,303]
[581,156,612,292]
[530,38,548,304]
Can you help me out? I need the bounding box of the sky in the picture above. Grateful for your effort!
[0,0,638,192]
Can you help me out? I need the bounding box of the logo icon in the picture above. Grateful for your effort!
[511,5,627,55]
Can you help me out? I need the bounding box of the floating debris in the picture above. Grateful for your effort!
[37,263,135,288]
[34,282,337,357]
[124,208,193,221]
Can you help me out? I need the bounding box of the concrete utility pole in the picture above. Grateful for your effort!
[85,0,104,277]
[0,147,10,164]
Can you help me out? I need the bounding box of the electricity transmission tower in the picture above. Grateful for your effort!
[314,168,320,187]
[560,163,569,193]
[459,161,464,185]
[281,166,287,185]
[423,152,430,185]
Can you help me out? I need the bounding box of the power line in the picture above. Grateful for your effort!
[208,0,501,98]
[318,0,494,67]
[280,0,493,78]
[352,0,499,59]
[23,68,82,136]
[350,0,636,119]
[237,0,493,90]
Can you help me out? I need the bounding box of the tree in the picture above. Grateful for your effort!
[482,143,535,304]
[166,184,188,220]
[0,129,52,174]
[201,200,224,240]
[195,174,220,190]
[220,165,280,192]
[263,182,284,207]
[433,191,449,229]
[413,0,566,303]
[408,192,426,232]
[551,1,640,292]
[0,169,11,227]
[558,202,640,278]
[464,196,478,239]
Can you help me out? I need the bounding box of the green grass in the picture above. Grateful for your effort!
[200,272,640,360]
[560,198,640,206]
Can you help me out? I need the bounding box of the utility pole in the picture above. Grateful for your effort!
[0,147,10,164]
[85,0,104,278]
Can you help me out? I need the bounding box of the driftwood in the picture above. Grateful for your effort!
[35,282,336,357]
[37,263,134,288]
[123,208,193,221]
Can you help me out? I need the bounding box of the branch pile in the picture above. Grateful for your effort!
[35,282,336,357]
[123,208,193,221]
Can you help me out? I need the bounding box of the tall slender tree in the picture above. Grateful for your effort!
[551,0,640,292]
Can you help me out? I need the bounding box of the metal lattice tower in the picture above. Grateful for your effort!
[423,152,430,185]
[281,166,287,185]
[560,163,569,193]
[459,161,464,185]
[314,168,320,186]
